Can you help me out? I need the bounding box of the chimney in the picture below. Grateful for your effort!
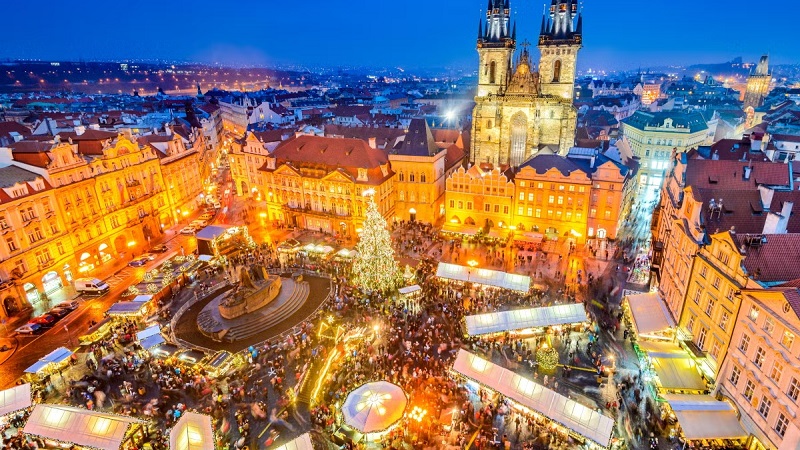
[368,137,377,149]
[759,186,774,210]
[763,201,793,235]
[74,125,86,136]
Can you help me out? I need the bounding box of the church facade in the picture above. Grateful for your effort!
[470,0,582,167]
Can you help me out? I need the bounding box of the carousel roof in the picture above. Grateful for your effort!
[341,381,407,434]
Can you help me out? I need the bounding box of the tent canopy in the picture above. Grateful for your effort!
[0,383,31,417]
[136,325,161,341]
[398,285,421,295]
[132,295,153,303]
[24,404,141,450]
[195,225,231,241]
[465,304,587,336]
[26,347,73,374]
[650,356,706,391]
[273,433,315,450]
[170,411,215,450]
[452,350,614,448]
[140,334,166,350]
[107,301,148,316]
[441,223,480,236]
[437,262,530,292]
[664,394,747,440]
[342,381,407,434]
[626,292,675,336]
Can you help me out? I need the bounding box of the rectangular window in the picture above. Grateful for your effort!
[578,186,585,193]
[519,192,525,201]
[699,265,708,278]
[467,202,473,210]
[604,210,612,219]
[6,237,17,252]
[754,347,766,368]
[589,208,597,218]
[725,286,735,301]
[527,207,533,217]
[56,241,64,255]
[528,193,534,201]
[775,413,789,438]
[744,379,755,400]
[566,211,572,220]
[503,206,509,214]
[719,311,730,331]
[484,204,490,212]
[557,196,563,205]
[458,201,464,209]
[449,200,454,208]
[693,289,702,304]
[739,334,750,353]
[712,276,721,289]
[548,195,555,204]
[705,298,715,317]
[547,210,553,218]
[569,185,575,192]
[782,331,795,350]
[729,366,741,386]
[788,378,800,402]
[758,396,771,419]
[518,206,524,215]
[697,327,707,350]
[686,314,696,333]
[771,361,784,384]
[749,305,760,321]
[494,205,499,213]
[535,209,541,218]
[710,340,721,359]
[763,317,775,334]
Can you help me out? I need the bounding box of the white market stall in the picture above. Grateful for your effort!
[107,301,150,318]
[436,262,531,292]
[0,383,31,417]
[663,394,747,440]
[137,325,165,350]
[170,411,215,450]
[398,285,421,296]
[273,433,315,450]
[465,303,588,336]
[638,341,706,393]
[341,381,408,435]
[440,223,481,236]
[624,292,675,339]
[23,404,144,450]
[24,347,73,376]
[452,349,614,448]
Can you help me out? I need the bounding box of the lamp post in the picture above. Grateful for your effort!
[64,325,73,347]
[467,259,478,282]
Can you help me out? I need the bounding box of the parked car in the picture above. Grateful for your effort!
[74,278,110,296]
[180,226,197,235]
[55,301,79,311]
[15,324,43,335]
[128,256,150,267]
[149,244,169,253]
[29,314,57,328]
[199,213,213,221]
[140,253,156,261]
[191,220,207,228]
[48,307,72,319]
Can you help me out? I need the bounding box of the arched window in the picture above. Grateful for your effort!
[510,112,528,167]
[489,61,497,84]
[399,172,404,182]
[552,60,562,82]
[420,173,426,183]
[410,173,415,182]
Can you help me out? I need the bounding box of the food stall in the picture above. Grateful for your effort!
[464,303,589,338]
[23,347,74,383]
[0,383,32,426]
[199,351,241,378]
[136,325,165,350]
[436,262,531,293]
[23,404,147,450]
[169,411,215,450]
[78,318,114,345]
[662,394,747,449]
[150,343,179,360]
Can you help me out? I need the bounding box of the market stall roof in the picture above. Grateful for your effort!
[140,334,166,350]
[273,433,314,450]
[137,325,161,341]
[151,343,179,358]
[440,223,480,236]
[107,301,148,316]
[169,411,215,450]
[465,303,587,336]
[514,232,544,243]
[195,225,230,241]
[0,383,31,416]
[198,254,214,262]
[342,381,408,434]
[26,347,74,373]
[336,248,357,258]
[24,404,142,450]
[649,354,706,391]
[487,227,508,239]
[437,262,531,292]
[452,350,614,448]
[626,292,675,336]
[398,285,421,295]
[132,295,153,303]
[663,394,747,440]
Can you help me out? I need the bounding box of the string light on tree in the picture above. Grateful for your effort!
[536,343,559,374]
[351,189,399,293]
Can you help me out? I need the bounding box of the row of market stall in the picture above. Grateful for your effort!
[440,223,547,245]
[622,292,749,447]
[0,382,317,449]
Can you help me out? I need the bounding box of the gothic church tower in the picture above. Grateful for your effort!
[538,0,583,100]
[477,0,516,97]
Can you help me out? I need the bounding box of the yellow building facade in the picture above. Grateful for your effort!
[445,165,515,231]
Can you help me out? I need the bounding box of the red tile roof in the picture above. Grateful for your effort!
[684,159,790,190]
[736,234,800,284]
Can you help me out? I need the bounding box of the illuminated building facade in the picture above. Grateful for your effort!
[470,0,579,166]
[445,164,515,232]
[743,55,771,111]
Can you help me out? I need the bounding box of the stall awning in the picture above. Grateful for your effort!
[626,292,675,336]
[398,285,421,295]
[136,325,161,341]
[132,295,153,303]
[107,301,148,316]
[664,394,747,440]
[198,254,214,262]
[440,223,480,236]
[436,263,531,292]
[487,227,508,239]
[452,350,614,448]
[273,433,314,450]
[465,304,587,336]
[26,347,73,373]
[24,404,142,450]
[170,411,215,450]
[195,225,231,241]
[0,383,31,416]
[140,334,166,350]
[514,232,544,243]
[644,348,706,391]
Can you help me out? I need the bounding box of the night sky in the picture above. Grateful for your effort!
[1,0,797,70]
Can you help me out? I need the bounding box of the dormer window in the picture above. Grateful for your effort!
[357,168,368,181]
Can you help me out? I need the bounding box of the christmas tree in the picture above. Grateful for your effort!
[352,191,399,292]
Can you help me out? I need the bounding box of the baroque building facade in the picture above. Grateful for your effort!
[470,0,581,167]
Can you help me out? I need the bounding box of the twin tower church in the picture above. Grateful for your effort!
[471,0,583,167]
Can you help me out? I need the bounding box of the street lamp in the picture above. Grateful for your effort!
[467,260,478,282]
